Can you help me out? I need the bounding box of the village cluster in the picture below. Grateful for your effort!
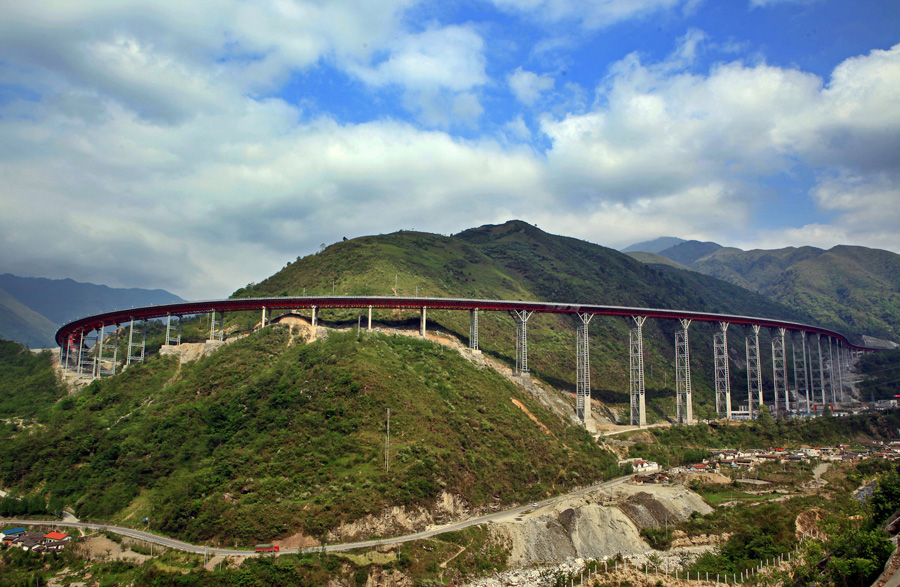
[1,527,70,552]
[623,441,900,484]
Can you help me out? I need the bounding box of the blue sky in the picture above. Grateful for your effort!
[0,0,898,299]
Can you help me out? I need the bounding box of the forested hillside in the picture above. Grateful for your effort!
[643,241,900,342]
[0,328,619,545]
[233,220,827,420]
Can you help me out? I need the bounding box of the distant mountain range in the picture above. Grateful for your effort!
[625,238,900,343]
[0,274,184,348]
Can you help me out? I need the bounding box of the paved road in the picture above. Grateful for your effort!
[1,474,633,557]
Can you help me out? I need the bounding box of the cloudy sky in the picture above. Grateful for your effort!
[1,0,898,299]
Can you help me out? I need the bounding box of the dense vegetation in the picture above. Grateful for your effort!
[857,348,900,401]
[0,328,621,545]
[0,338,66,418]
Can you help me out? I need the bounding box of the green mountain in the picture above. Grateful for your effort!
[234,220,828,421]
[0,327,618,545]
[649,242,900,342]
[621,236,685,254]
[652,240,723,266]
[0,220,892,553]
[0,273,185,348]
[0,285,59,349]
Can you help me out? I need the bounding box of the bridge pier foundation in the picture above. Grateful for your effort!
[629,315,646,427]
[420,307,427,337]
[469,309,479,350]
[576,313,593,425]
[675,318,693,424]
[714,322,732,419]
[311,306,317,327]
[260,307,267,330]
[745,324,762,416]
[368,306,372,332]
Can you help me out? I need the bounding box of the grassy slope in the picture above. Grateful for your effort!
[689,245,900,341]
[233,221,820,421]
[0,339,66,418]
[0,328,618,545]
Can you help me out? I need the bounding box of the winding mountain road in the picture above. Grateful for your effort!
[2,474,633,556]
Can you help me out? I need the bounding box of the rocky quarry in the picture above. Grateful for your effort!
[466,481,716,586]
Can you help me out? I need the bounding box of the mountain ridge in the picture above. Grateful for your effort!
[0,273,185,347]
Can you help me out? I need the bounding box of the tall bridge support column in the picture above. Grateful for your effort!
[576,313,593,425]
[66,333,80,373]
[771,328,787,414]
[815,334,826,405]
[92,325,103,379]
[165,314,182,345]
[827,337,836,404]
[62,336,72,373]
[76,330,86,376]
[746,324,762,416]
[512,310,533,375]
[96,323,119,378]
[209,311,224,342]
[311,306,317,327]
[127,319,146,366]
[420,307,427,337]
[368,306,372,332]
[469,309,479,350]
[792,332,809,413]
[260,307,267,330]
[675,318,693,424]
[836,340,845,403]
[714,322,732,419]
[629,315,647,427]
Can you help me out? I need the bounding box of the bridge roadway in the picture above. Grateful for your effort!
[54,295,869,349]
[1,475,634,557]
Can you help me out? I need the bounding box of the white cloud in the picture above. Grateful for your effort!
[490,0,685,28]
[538,42,900,252]
[347,24,488,125]
[0,92,543,297]
[748,0,818,7]
[2,3,899,305]
[508,67,555,105]
[352,26,488,92]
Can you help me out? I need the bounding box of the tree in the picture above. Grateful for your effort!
[868,467,900,527]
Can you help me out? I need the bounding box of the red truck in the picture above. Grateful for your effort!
[254,544,280,553]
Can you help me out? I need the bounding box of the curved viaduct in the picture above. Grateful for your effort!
[56,296,877,427]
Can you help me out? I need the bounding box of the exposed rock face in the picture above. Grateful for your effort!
[159,340,225,364]
[496,483,713,568]
[326,491,471,542]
